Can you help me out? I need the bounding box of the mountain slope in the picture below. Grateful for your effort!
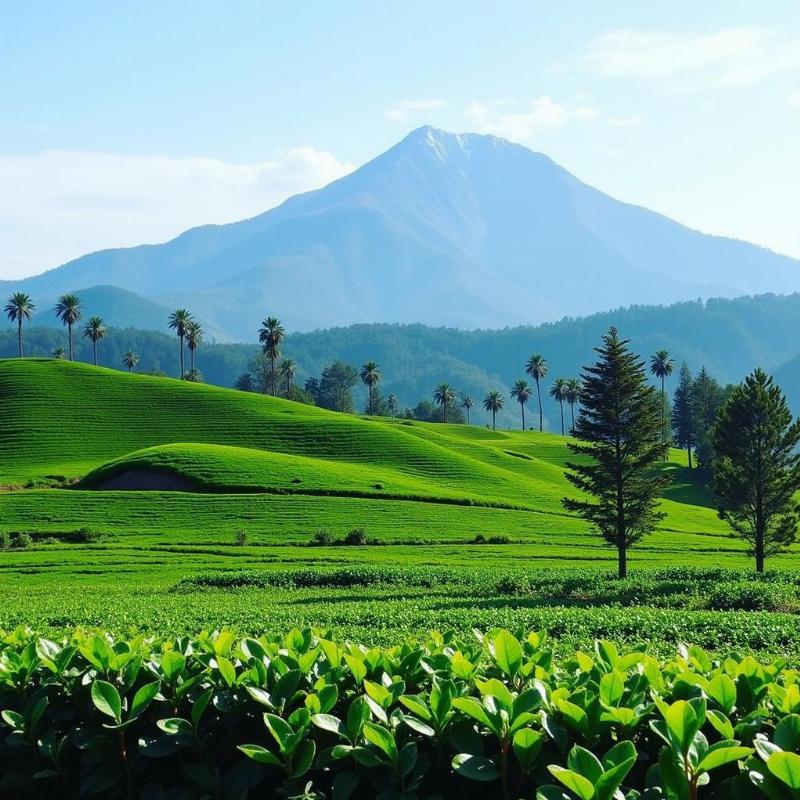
[3,127,797,341]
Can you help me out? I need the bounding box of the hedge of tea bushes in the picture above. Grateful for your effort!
[1,626,799,799]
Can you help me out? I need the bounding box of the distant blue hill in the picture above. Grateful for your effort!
[3,126,798,341]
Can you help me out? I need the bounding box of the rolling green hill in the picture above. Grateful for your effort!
[0,357,738,545]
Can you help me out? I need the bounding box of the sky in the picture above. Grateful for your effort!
[1,0,799,280]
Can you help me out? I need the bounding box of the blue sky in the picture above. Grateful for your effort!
[1,0,799,278]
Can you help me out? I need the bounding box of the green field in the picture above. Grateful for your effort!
[1,358,798,658]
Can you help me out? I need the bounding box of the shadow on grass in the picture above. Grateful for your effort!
[661,464,715,508]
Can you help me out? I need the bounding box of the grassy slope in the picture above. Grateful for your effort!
[1,358,797,569]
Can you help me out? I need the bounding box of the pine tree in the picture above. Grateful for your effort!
[691,367,727,469]
[711,369,800,572]
[562,327,669,578]
[672,363,695,469]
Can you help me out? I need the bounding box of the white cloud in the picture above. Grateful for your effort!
[385,99,447,122]
[0,148,354,279]
[790,90,800,108]
[574,27,800,89]
[464,95,600,140]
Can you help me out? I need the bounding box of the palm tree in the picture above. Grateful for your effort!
[461,394,474,424]
[549,377,567,435]
[52,347,65,360]
[525,353,549,432]
[4,292,35,357]
[360,360,381,415]
[510,379,532,430]
[387,394,399,417]
[54,293,82,361]
[433,383,456,423]
[258,316,285,395]
[483,390,504,431]
[122,350,139,372]
[83,316,106,366]
[564,378,580,434]
[186,320,203,375]
[168,309,193,378]
[650,349,675,457]
[280,358,297,397]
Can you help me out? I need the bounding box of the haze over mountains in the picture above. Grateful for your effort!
[3,126,798,341]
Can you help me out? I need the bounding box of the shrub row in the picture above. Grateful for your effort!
[1,627,799,799]
[173,566,800,613]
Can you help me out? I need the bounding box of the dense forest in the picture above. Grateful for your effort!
[3,293,799,426]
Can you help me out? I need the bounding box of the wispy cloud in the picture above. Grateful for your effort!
[572,27,800,89]
[464,95,600,140]
[385,99,447,122]
[0,148,354,280]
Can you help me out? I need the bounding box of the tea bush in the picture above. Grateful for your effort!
[1,627,799,799]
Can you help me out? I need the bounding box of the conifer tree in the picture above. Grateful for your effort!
[562,327,669,578]
[672,363,695,469]
[691,367,727,468]
[711,369,800,572]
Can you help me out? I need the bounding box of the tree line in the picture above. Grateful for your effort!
[3,292,205,381]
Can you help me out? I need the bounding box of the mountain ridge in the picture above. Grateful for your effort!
[3,126,798,340]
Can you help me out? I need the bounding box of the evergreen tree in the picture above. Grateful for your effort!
[234,373,254,392]
[711,369,800,572]
[562,327,669,578]
[671,363,695,469]
[692,367,727,468]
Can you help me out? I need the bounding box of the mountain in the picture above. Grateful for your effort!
[3,126,798,341]
[3,293,799,426]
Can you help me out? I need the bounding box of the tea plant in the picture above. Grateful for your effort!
[2,627,799,798]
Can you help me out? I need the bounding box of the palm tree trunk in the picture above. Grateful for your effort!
[93,341,97,366]
[68,323,73,361]
[492,410,496,431]
[661,376,666,460]
[286,374,291,396]
[536,378,543,432]
[271,357,276,395]
[466,408,470,424]
[521,403,525,430]
[559,399,564,435]
[443,400,447,424]
[190,348,195,373]
[570,402,575,434]
[17,318,23,358]
[179,334,184,378]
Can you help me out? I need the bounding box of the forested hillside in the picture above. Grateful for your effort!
[2,293,798,426]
